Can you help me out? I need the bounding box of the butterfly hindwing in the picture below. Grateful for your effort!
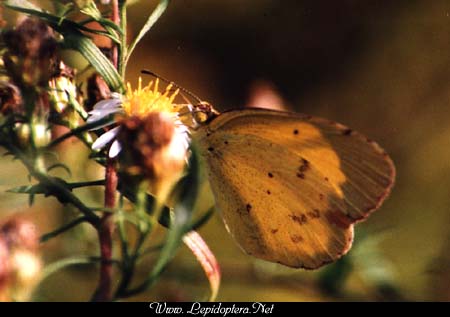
[195,109,395,269]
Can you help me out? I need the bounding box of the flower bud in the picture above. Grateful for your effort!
[32,121,51,148]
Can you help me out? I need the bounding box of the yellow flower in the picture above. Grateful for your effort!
[122,77,181,117]
[88,78,190,202]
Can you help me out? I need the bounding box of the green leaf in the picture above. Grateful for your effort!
[4,0,39,11]
[5,1,120,42]
[7,184,49,195]
[124,0,170,70]
[190,206,214,231]
[62,33,124,92]
[77,0,123,39]
[39,256,99,283]
[40,216,89,242]
[76,0,102,20]
[47,163,72,177]
[47,115,116,148]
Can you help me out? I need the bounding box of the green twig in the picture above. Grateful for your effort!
[46,116,115,149]
[40,216,89,242]
[68,179,105,189]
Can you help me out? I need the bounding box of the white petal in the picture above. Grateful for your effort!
[92,126,121,151]
[92,98,121,110]
[108,139,122,158]
[87,107,122,123]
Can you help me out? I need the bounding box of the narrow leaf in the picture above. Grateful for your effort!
[63,33,124,92]
[7,184,48,194]
[183,231,221,301]
[47,163,72,177]
[4,0,39,10]
[40,216,89,242]
[124,0,170,68]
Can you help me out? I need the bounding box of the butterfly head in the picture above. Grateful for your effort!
[191,101,220,126]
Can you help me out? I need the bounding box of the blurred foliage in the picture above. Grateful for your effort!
[1,0,450,301]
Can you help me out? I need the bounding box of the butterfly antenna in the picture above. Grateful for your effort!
[141,69,203,104]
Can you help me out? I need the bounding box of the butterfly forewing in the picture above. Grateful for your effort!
[195,109,395,269]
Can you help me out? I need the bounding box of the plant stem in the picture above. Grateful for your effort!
[6,142,100,226]
[92,158,117,301]
[91,0,122,302]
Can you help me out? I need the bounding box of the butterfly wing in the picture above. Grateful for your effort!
[194,109,395,269]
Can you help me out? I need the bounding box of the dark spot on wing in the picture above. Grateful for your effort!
[342,128,353,136]
[271,228,279,234]
[301,214,307,223]
[266,190,271,195]
[206,132,211,137]
[319,193,324,200]
[291,235,304,243]
[268,172,274,178]
[224,140,228,145]
[307,209,321,219]
[299,158,310,172]
[293,129,299,135]
[246,204,252,212]
[289,214,307,225]
[207,147,214,152]
[324,177,329,182]
[297,172,305,179]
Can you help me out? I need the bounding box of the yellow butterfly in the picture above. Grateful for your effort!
[190,102,395,269]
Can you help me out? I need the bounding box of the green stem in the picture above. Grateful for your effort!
[68,179,106,189]
[115,181,150,298]
[8,143,100,226]
[46,116,114,149]
[118,0,127,77]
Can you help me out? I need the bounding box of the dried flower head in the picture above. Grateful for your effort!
[2,17,58,87]
[118,112,188,198]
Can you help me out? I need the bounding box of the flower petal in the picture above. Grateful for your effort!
[92,126,121,151]
[87,107,122,124]
[108,139,122,158]
[92,98,121,111]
